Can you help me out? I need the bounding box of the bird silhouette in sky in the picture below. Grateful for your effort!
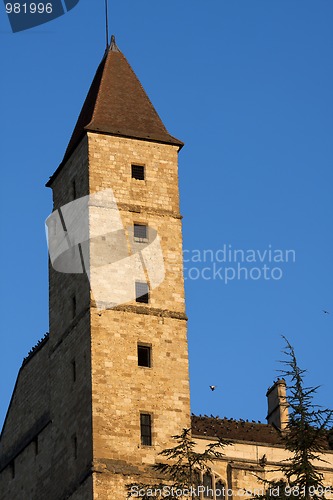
[323,310,330,314]
[209,385,217,391]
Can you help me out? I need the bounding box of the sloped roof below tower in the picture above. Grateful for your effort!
[192,415,283,445]
[191,415,333,449]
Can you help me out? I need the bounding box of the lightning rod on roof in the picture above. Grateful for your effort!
[105,0,109,49]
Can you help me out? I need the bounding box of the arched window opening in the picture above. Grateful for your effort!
[192,470,201,497]
[203,472,213,498]
[215,480,225,499]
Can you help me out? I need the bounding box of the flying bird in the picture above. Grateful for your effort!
[209,385,217,391]
[323,310,330,314]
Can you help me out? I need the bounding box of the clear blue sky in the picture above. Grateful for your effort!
[0,0,332,429]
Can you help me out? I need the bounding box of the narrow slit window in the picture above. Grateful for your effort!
[138,344,151,367]
[72,434,78,459]
[140,413,152,446]
[10,460,15,479]
[71,359,76,382]
[215,481,225,499]
[134,224,148,242]
[72,179,77,200]
[193,470,201,497]
[72,295,76,319]
[132,164,145,180]
[34,436,39,456]
[203,473,213,498]
[135,282,149,304]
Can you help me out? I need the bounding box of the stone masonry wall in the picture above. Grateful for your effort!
[193,437,333,500]
[0,342,51,499]
[87,133,191,498]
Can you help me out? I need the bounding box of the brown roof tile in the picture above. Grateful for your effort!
[191,416,332,450]
[191,415,283,445]
[46,36,183,187]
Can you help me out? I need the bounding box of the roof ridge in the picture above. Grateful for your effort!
[22,332,49,366]
[86,49,109,131]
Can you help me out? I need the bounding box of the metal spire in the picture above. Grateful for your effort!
[105,0,109,49]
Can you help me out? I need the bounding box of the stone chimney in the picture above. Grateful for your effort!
[266,379,289,430]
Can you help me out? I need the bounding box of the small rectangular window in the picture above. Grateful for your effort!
[138,344,151,367]
[132,164,145,180]
[134,224,148,242]
[140,413,152,446]
[135,282,149,304]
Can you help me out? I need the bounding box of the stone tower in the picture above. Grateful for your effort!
[0,37,190,499]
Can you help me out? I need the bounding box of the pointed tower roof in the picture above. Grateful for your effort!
[47,37,183,186]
